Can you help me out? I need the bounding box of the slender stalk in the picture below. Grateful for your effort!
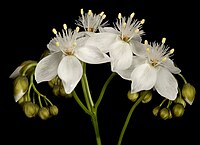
[117,94,145,145]
[91,113,102,145]
[178,73,187,84]
[95,72,116,109]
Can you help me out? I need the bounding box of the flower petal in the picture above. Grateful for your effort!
[35,52,62,83]
[155,67,178,100]
[47,38,61,53]
[131,63,157,93]
[9,66,23,79]
[75,45,111,64]
[115,56,146,80]
[130,40,146,56]
[110,41,133,70]
[58,56,83,94]
[162,58,181,74]
[99,27,119,34]
[85,32,117,53]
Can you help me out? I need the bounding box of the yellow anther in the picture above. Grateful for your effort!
[73,42,77,47]
[134,28,139,33]
[80,8,84,15]
[99,11,104,16]
[123,22,126,28]
[170,48,174,54]
[56,42,59,47]
[76,26,80,32]
[140,19,145,24]
[146,47,150,52]
[63,24,67,30]
[162,37,166,44]
[118,13,122,19]
[102,14,106,19]
[52,28,57,35]
[88,10,92,16]
[144,40,148,45]
[130,12,135,18]
[162,57,167,62]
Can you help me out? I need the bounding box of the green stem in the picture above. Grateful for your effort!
[178,73,187,84]
[117,94,145,145]
[91,114,102,145]
[95,72,116,109]
[72,91,92,116]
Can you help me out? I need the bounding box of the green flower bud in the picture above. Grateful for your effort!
[49,105,59,116]
[152,106,160,117]
[59,85,67,97]
[23,102,38,118]
[159,108,170,120]
[53,85,60,96]
[140,90,152,103]
[182,83,196,105]
[172,103,184,117]
[127,90,139,102]
[13,76,29,102]
[174,96,186,108]
[38,107,50,120]
[19,60,37,76]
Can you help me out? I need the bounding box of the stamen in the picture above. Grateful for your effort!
[80,8,84,15]
[170,48,174,54]
[63,24,67,30]
[88,10,92,16]
[162,37,166,44]
[73,42,77,47]
[140,19,145,24]
[162,57,167,62]
[56,42,59,47]
[99,11,104,16]
[144,40,148,45]
[134,28,139,33]
[76,26,80,32]
[118,13,122,19]
[130,12,135,18]
[52,28,57,35]
[102,14,106,19]
[146,47,150,52]
[123,22,126,28]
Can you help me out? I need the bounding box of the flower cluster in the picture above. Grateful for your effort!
[9,9,196,145]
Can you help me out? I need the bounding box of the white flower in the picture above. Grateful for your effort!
[85,12,145,71]
[35,24,110,94]
[118,38,181,100]
[75,9,108,32]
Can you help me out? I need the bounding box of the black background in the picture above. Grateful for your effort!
[2,0,199,144]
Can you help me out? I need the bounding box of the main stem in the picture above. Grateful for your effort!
[117,94,145,145]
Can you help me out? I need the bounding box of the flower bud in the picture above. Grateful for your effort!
[52,85,60,96]
[127,90,139,102]
[23,102,38,118]
[152,106,160,117]
[59,85,68,97]
[159,108,170,120]
[172,103,184,117]
[140,90,152,103]
[19,60,37,76]
[13,76,29,102]
[49,105,59,116]
[38,107,50,120]
[182,83,196,105]
[174,96,186,108]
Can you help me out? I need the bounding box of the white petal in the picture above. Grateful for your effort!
[110,41,133,70]
[58,56,83,94]
[9,66,23,79]
[131,63,157,93]
[14,90,26,102]
[162,58,181,74]
[155,67,178,100]
[75,45,111,64]
[85,32,117,53]
[99,27,119,34]
[35,52,62,83]
[47,38,61,53]
[115,56,146,80]
[130,40,146,56]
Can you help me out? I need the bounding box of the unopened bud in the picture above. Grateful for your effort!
[53,85,60,96]
[38,107,50,120]
[49,105,59,116]
[23,102,38,118]
[172,103,184,117]
[19,60,37,76]
[59,85,67,97]
[174,96,186,108]
[182,83,196,105]
[159,108,170,120]
[13,76,29,102]
[152,106,160,116]
[140,90,152,103]
[127,90,139,102]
